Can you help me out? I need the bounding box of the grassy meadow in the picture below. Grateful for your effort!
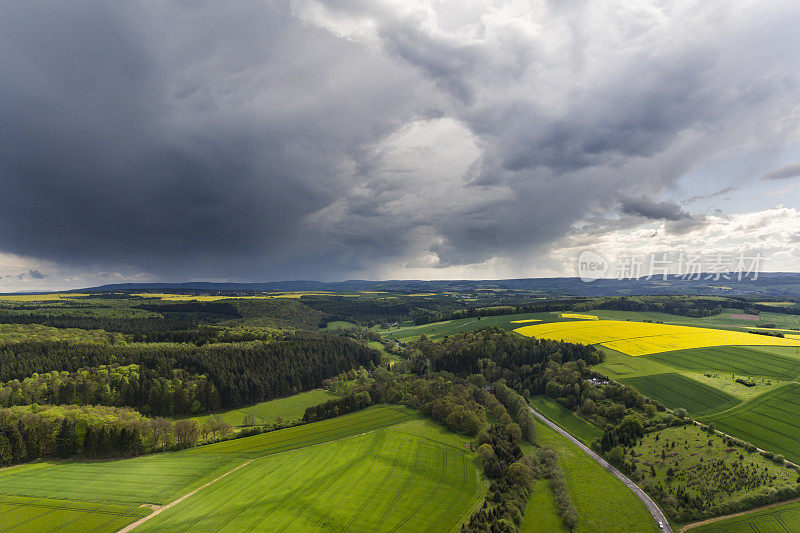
[528,395,603,444]
[632,425,798,513]
[189,389,336,427]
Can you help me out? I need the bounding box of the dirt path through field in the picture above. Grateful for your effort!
[116,458,255,532]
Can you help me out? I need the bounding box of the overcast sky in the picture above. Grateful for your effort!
[2,0,800,291]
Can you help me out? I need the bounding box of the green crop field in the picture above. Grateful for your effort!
[520,418,658,532]
[0,495,150,533]
[621,373,740,416]
[186,404,419,457]
[137,420,485,532]
[0,406,478,532]
[528,396,603,444]
[384,312,563,342]
[0,407,417,504]
[647,346,800,380]
[689,499,800,532]
[0,454,239,504]
[706,384,800,464]
[189,389,337,427]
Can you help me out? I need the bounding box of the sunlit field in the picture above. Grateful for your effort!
[515,320,800,356]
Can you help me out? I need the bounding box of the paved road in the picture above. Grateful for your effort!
[527,405,672,533]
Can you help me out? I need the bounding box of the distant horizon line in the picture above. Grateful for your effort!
[4,271,800,295]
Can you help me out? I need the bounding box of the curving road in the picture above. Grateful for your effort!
[527,405,672,533]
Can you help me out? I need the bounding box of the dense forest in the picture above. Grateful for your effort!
[0,333,380,413]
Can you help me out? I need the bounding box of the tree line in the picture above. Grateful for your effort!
[0,404,205,467]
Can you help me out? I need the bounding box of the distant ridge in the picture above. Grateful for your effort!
[70,272,800,298]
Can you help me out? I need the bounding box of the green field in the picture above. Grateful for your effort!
[520,419,658,532]
[186,404,419,457]
[0,453,239,504]
[528,396,603,444]
[385,312,563,342]
[689,499,800,532]
[588,309,777,330]
[0,408,415,503]
[621,373,740,416]
[520,480,569,533]
[0,495,150,533]
[0,405,483,532]
[647,346,800,380]
[190,389,337,427]
[706,384,800,464]
[137,419,484,532]
[320,320,359,331]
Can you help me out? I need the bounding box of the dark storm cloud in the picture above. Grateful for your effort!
[761,162,800,181]
[1,1,800,283]
[0,1,432,280]
[619,197,690,221]
[28,270,46,279]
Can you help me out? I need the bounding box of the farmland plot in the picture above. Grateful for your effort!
[706,384,800,464]
[690,499,800,532]
[0,495,149,533]
[514,320,800,356]
[647,346,800,380]
[621,373,740,416]
[137,425,484,532]
[0,406,479,532]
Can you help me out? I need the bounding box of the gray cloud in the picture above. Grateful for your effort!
[28,270,46,279]
[685,186,739,203]
[619,197,691,221]
[761,162,800,181]
[0,1,799,284]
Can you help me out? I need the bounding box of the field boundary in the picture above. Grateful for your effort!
[678,496,800,532]
[116,458,255,533]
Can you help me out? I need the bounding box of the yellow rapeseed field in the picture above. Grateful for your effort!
[514,320,800,356]
[510,319,541,323]
[560,313,599,320]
